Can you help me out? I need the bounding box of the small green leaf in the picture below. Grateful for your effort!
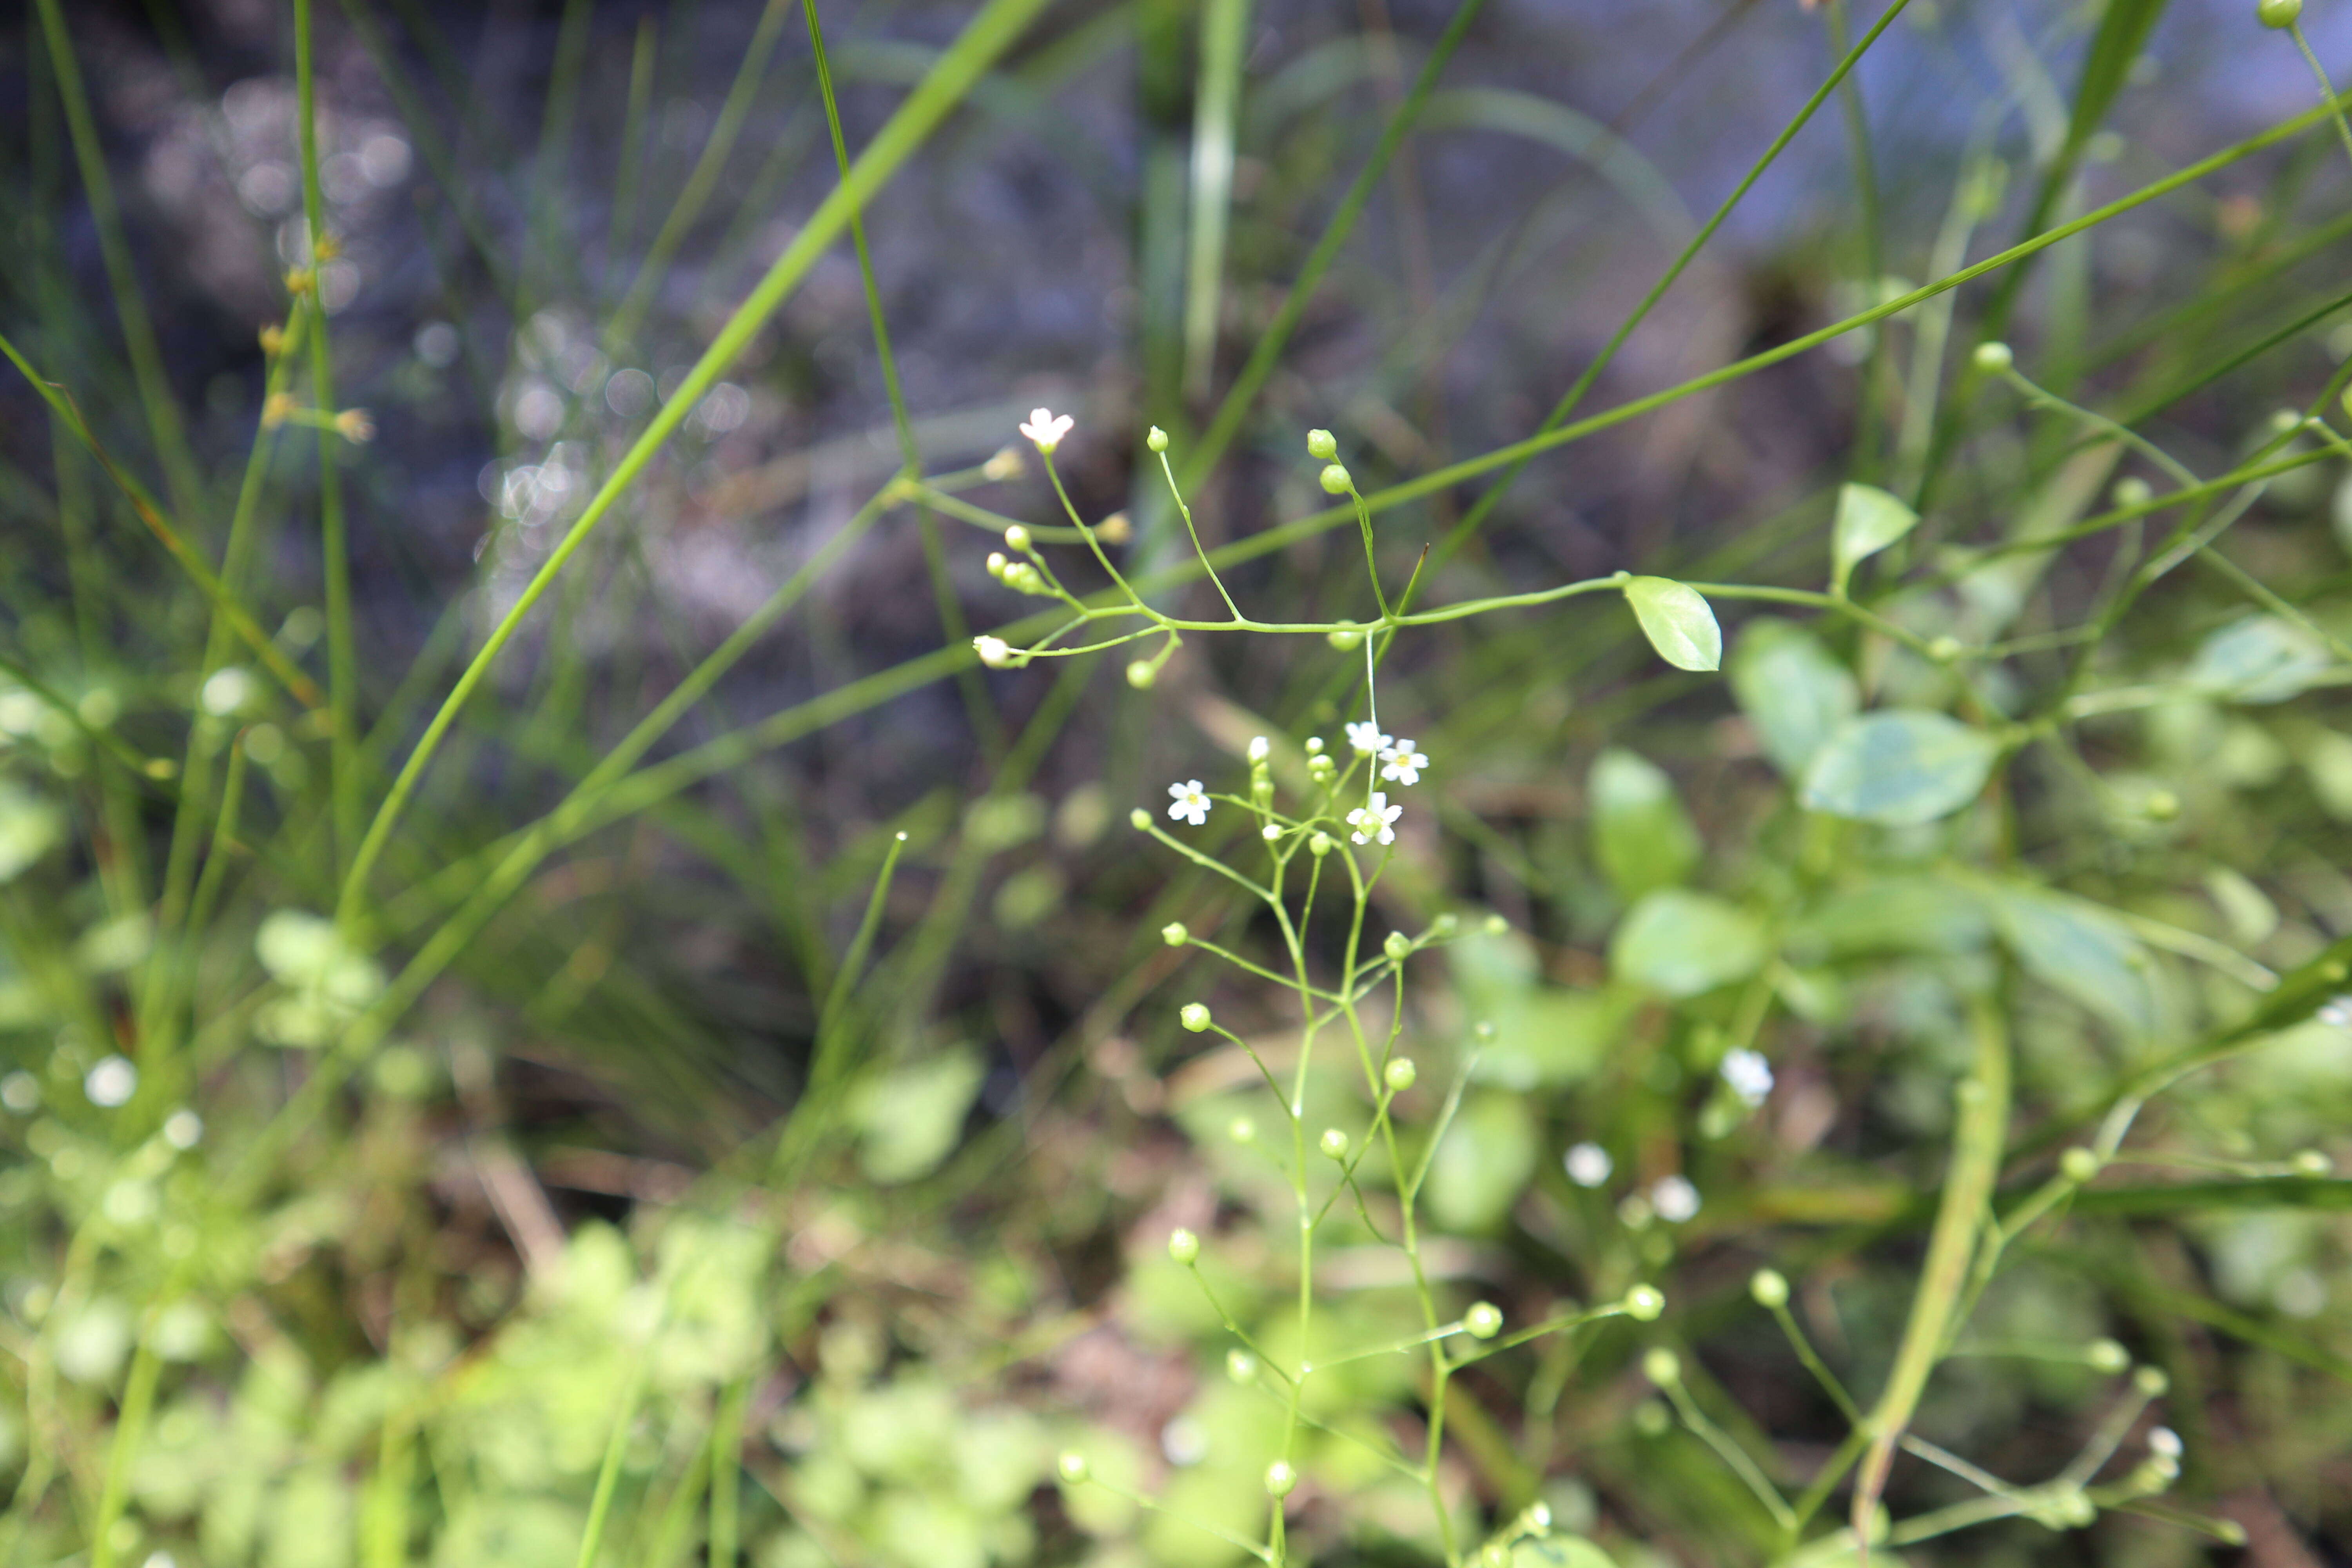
[1831,483,1920,592]
[1610,889,1768,998]
[1728,619,1860,776]
[1512,1537,1621,1568]
[849,1047,986,1183]
[2186,615,2334,705]
[1622,576,1722,671]
[1426,1092,1540,1231]
[1991,885,2159,1038]
[1799,710,1997,825]
[1590,749,1699,898]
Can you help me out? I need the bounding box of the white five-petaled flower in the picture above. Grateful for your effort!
[1019,407,1074,454]
[1168,779,1212,827]
[1379,737,1427,787]
[1345,719,1390,756]
[1719,1047,1774,1108]
[1347,791,1402,846]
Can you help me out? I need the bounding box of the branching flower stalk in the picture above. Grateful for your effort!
[1039,416,1664,1566]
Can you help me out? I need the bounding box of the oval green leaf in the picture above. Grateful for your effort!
[1798,710,1997,826]
[1728,618,1859,777]
[1590,748,1699,898]
[1610,889,1768,998]
[1831,483,1919,592]
[1622,576,1722,671]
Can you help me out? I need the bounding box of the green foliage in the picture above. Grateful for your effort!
[6,0,2352,1564]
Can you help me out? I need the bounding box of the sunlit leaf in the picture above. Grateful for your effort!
[1622,575,1722,671]
[2186,615,2334,705]
[1831,482,1919,592]
[1729,618,1859,776]
[1799,710,1997,825]
[1610,889,1768,997]
[1991,884,2159,1037]
[1590,748,1699,898]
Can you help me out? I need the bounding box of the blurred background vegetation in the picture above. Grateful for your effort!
[4,0,2352,1564]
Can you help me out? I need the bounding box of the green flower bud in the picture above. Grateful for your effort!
[2258,0,2302,27]
[1642,1347,1681,1387]
[1327,628,1362,650]
[1464,1301,1503,1339]
[1264,1461,1297,1498]
[1004,524,1031,552]
[1483,913,1508,935]
[2133,1365,2169,1396]
[2060,1147,2102,1184]
[1318,1127,1349,1160]
[1318,463,1353,495]
[1130,808,1152,831]
[2290,1149,2331,1177]
[1622,1284,1666,1321]
[1431,913,1459,937]
[1057,1451,1091,1485]
[1383,931,1412,962]
[1147,425,1170,452]
[1126,661,1157,690]
[2112,476,2153,508]
[986,551,1009,578]
[1308,832,1333,858]
[1162,922,1189,947]
[1632,1399,1672,1437]
[2086,1338,2131,1374]
[1383,1057,1417,1093]
[1973,341,2014,374]
[1749,1269,1789,1309]
[1306,428,1338,460]
[1181,1002,1212,1033]
[1168,1227,1200,1265]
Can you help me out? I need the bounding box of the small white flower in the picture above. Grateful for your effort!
[1019,407,1074,454]
[973,635,1013,668]
[1379,737,1427,787]
[1720,1047,1774,1108]
[85,1055,138,1109]
[1345,719,1391,756]
[1261,823,1282,841]
[1168,779,1212,827]
[1347,791,1402,846]
[1247,735,1270,763]
[1651,1174,1700,1223]
[1564,1142,1613,1188]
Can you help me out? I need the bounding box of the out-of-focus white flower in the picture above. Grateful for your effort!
[1651,1174,1700,1223]
[1720,1047,1774,1107]
[85,1055,138,1109]
[1345,719,1390,756]
[1564,1142,1612,1187]
[1168,780,1212,826]
[1020,407,1074,454]
[1248,735,1270,763]
[1379,738,1427,786]
[973,636,1013,667]
[1347,791,1401,846]
[1261,824,1282,841]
